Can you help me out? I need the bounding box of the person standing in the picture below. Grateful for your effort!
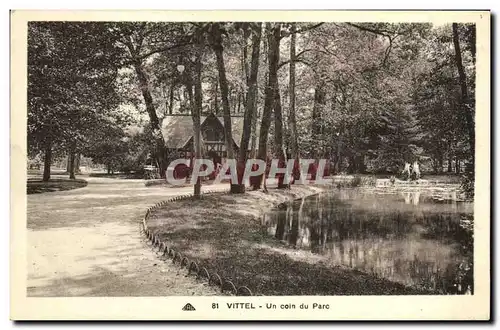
[412,161,420,180]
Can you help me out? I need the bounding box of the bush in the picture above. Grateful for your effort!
[460,171,474,200]
[144,168,160,180]
[360,176,377,186]
[400,171,410,181]
[390,176,396,185]
[334,175,377,188]
[350,176,363,187]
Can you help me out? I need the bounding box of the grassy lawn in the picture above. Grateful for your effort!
[27,178,88,194]
[147,186,425,296]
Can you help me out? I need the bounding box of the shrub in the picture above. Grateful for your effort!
[334,175,376,188]
[460,171,474,200]
[390,176,396,185]
[350,176,363,187]
[144,168,160,180]
[361,176,377,186]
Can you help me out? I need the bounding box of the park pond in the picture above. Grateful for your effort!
[263,188,474,295]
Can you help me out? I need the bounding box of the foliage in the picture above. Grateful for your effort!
[28,22,125,154]
[334,175,376,188]
[389,176,396,185]
[350,176,363,187]
[460,171,475,200]
[28,21,475,196]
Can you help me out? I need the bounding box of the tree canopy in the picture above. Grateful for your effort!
[28,21,476,196]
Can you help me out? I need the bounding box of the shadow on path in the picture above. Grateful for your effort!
[28,177,227,296]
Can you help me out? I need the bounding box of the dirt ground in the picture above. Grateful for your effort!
[27,176,227,296]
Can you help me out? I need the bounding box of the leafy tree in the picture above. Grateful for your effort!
[28,22,123,181]
[28,21,476,198]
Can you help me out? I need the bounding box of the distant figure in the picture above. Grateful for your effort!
[402,162,411,181]
[411,161,420,180]
[209,162,222,181]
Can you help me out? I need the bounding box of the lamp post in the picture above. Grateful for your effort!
[176,64,185,75]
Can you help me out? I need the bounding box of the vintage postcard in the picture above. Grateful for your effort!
[11,10,490,320]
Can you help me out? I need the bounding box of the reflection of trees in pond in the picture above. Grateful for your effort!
[322,237,471,294]
[401,191,421,205]
[289,198,303,246]
[275,209,287,240]
[265,192,474,294]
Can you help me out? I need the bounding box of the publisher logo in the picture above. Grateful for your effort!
[182,303,196,311]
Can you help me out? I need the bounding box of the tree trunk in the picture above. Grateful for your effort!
[168,84,175,115]
[447,153,453,172]
[68,142,76,179]
[254,23,280,190]
[237,92,242,113]
[239,23,262,164]
[212,23,241,193]
[42,140,52,182]
[250,107,259,158]
[273,79,287,188]
[66,154,71,173]
[272,29,284,161]
[133,61,168,178]
[452,23,475,166]
[75,152,81,174]
[189,30,204,199]
[214,79,219,114]
[312,83,326,159]
[242,24,250,86]
[251,31,267,159]
[107,163,111,175]
[212,24,234,161]
[290,209,299,246]
[234,23,263,193]
[288,24,299,160]
[271,25,284,161]
[275,216,286,240]
[68,154,76,179]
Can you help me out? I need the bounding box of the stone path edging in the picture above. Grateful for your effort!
[141,189,254,296]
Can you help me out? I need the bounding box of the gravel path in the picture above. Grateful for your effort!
[27,176,227,296]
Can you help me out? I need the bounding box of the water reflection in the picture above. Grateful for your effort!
[263,189,473,294]
[402,191,421,205]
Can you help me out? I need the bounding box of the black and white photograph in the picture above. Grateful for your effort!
[10,10,490,321]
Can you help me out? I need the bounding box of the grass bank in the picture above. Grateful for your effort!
[147,185,424,295]
[27,178,88,194]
